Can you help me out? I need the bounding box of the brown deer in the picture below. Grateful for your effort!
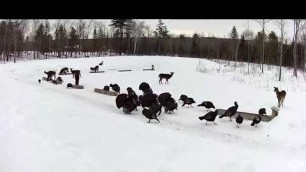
[274,87,286,108]
[70,68,81,85]
[44,71,56,81]
[159,72,174,84]
[90,65,99,72]
[59,67,69,75]
[70,68,81,76]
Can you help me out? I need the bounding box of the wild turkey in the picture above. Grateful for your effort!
[198,101,215,111]
[115,94,128,109]
[158,92,172,106]
[182,97,196,107]
[110,84,120,94]
[142,108,160,123]
[178,94,188,102]
[198,110,218,125]
[251,108,265,127]
[219,101,239,121]
[164,97,178,114]
[235,115,243,128]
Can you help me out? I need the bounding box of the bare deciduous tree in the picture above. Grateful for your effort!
[32,19,41,59]
[292,19,305,77]
[255,19,270,73]
[76,20,93,56]
[242,20,254,74]
[274,19,287,81]
[303,33,306,72]
[2,19,10,60]
[131,20,146,54]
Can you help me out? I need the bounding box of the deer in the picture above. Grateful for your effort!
[70,68,81,77]
[158,72,174,84]
[44,71,56,81]
[90,65,99,72]
[274,87,286,108]
[59,67,69,75]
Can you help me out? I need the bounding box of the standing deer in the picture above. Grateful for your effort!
[70,68,81,85]
[274,87,286,108]
[158,72,174,84]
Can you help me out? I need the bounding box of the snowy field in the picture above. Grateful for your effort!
[0,56,306,172]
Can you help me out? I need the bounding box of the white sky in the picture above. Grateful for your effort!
[104,19,294,41]
[33,19,296,41]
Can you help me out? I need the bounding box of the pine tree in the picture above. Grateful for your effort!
[192,33,199,57]
[154,19,169,38]
[267,31,278,66]
[154,19,169,55]
[35,23,44,56]
[109,19,135,55]
[230,26,239,65]
[239,35,246,62]
[44,20,50,55]
[97,27,104,38]
[255,31,266,64]
[68,27,78,56]
[54,24,67,58]
[93,28,97,53]
[230,26,238,39]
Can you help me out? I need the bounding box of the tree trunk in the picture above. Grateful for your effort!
[279,42,283,81]
[2,21,7,60]
[234,40,240,67]
[79,38,81,55]
[247,40,250,74]
[133,37,137,55]
[293,42,298,77]
[14,25,17,63]
[158,38,161,55]
[304,40,306,72]
[261,32,265,73]
[120,27,123,55]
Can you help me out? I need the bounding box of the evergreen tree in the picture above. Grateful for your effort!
[254,31,267,64]
[69,27,78,56]
[230,26,238,39]
[35,23,44,55]
[191,33,199,57]
[42,20,51,54]
[154,19,169,55]
[97,27,105,39]
[267,31,279,65]
[230,26,239,64]
[92,28,97,53]
[154,19,169,38]
[54,24,67,58]
[109,19,135,55]
[239,35,246,61]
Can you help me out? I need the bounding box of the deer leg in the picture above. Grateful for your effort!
[280,99,282,107]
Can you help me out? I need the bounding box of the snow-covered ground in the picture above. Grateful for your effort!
[0,56,306,172]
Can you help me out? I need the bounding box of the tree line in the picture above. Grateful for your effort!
[1,19,305,79]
